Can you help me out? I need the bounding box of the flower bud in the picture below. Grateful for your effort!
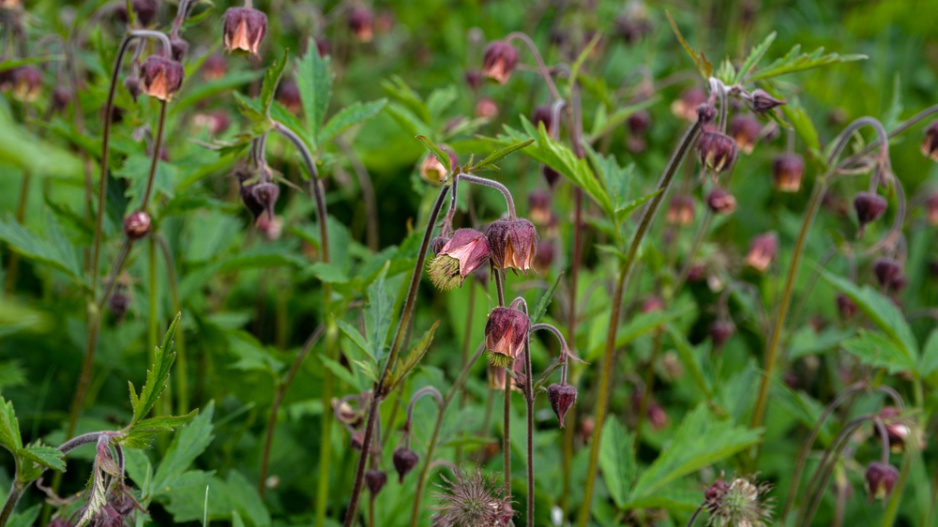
[925,192,938,226]
[542,165,561,188]
[223,7,268,56]
[11,66,42,102]
[170,36,189,62]
[772,153,805,192]
[528,191,551,226]
[627,109,652,135]
[430,236,449,256]
[532,105,554,134]
[745,232,778,272]
[427,228,491,290]
[252,182,280,221]
[482,40,519,84]
[879,407,910,451]
[666,195,695,225]
[706,188,737,214]
[139,56,185,101]
[748,89,786,113]
[392,447,419,483]
[696,129,737,173]
[475,97,499,119]
[865,462,899,503]
[116,0,157,26]
[123,211,152,239]
[836,293,858,320]
[124,74,141,102]
[419,149,454,184]
[709,320,734,349]
[547,383,577,428]
[484,307,530,367]
[277,79,302,114]
[921,120,938,161]
[647,402,668,429]
[671,87,707,121]
[348,6,375,42]
[51,87,71,113]
[873,257,902,289]
[464,70,484,91]
[202,54,227,81]
[729,114,761,154]
[854,192,888,235]
[485,219,538,272]
[364,469,387,496]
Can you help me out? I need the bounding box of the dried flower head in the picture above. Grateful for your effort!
[485,219,537,272]
[427,228,491,290]
[482,40,519,84]
[704,474,774,527]
[223,7,268,56]
[772,153,804,192]
[139,56,185,101]
[484,307,530,367]
[433,468,514,527]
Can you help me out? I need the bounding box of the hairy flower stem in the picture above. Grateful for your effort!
[0,481,24,527]
[503,377,512,497]
[141,101,168,210]
[409,344,486,527]
[521,314,535,526]
[459,174,516,219]
[576,120,702,527]
[505,32,561,102]
[455,283,476,466]
[685,503,706,527]
[343,185,450,527]
[268,122,334,524]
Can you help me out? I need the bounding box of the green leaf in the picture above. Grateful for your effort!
[152,402,215,492]
[666,325,712,399]
[530,273,563,324]
[0,215,84,285]
[820,270,918,361]
[17,443,66,474]
[842,330,917,374]
[778,96,821,157]
[365,266,395,362]
[75,463,107,527]
[599,416,635,507]
[320,353,364,391]
[259,49,288,117]
[319,99,387,142]
[630,405,762,499]
[665,11,713,79]
[5,505,40,527]
[733,32,777,84]
[118,154,179,210]
[132,411,199,432]
[297,40,333,145]
[748,44,866,82]
[232,91,266,123]
[0,109,83,178]
[381,76,430,125]
[469,139,534,172]
[0,396,23,453]
[415,135,451,174]
[336,318,372,360]
[307,262,349,284]
[920,330,938,377]
[388,321,440,392]
[587,98,658,143]
[131,313,181,424]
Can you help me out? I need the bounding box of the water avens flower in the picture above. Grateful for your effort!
[481,40,519,84]
[772,153,804,192]
[223,7,268,56]
[427,228,491,290]
[485,219,537,272]
[484,307,530,367]
[139,56,185,101]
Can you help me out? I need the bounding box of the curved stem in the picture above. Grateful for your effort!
[258,325,325,497]
[576,120,703,527]
[685,503,706,527]
[459,174,516,219]
[343,185,450,527]
[505,32,561,102]
[409,343,486,527]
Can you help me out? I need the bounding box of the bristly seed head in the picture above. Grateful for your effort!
[704,474,774,527]
[433,467,514,527]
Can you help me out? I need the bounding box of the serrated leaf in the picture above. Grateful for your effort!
[415,135,451,174]
[319,99,387,142]
[0,396,23,453]
[0,215,84,286]
[336,318,372,360]
[469,139,534,172]
[133,411,199,432]
[630,405,762,499]
[748,44,866,82]
[259,49,288,117]
[75,463,108,527]
[820,269,918,361]
[232,91,265,123]
[152,402,215,492]
[734,32,776,84]
[842,330,916,374]
[920,330,938,377]
[599,416,635,507]
[132,313,181,424]
[297,40,333,145]
[320,353,364,391]
[530,273,563,324]
[365,266,394,362]
[665,11,712,79]
[380,76,430,125]
[17,443,66,475]
[389,321,440,392]
[615,189,661,217]
[118,154,179,210]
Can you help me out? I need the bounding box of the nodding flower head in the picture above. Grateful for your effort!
[706,188,737,215]
[433,468,514,527]
[365,470,388,496]
[203,54,227,81]
[879,407,911,451]
[697,129,738,174]
[484,307,530,367]
[482,40,519,84]
[485,219,538,273]
[666,195,696,225]
[853,192,888,235]
[348,6,375,42]
[11,66,42,102]
[671,87,707,121]
[836,293,858,320]
[921,121,938,161]
[865,462,899,503]
[427,228,491,290]
[729,114,761,155]
[528,191,552,226]
[170,36,189,62]
[704,474,774,527]
[223,7,268,56]
[115,0,157,25]
[745,232,778,272]
[547,383,577,428]
[873,257,903,290]
[139,56,185,101]
[393,447,419,483]
[709,320,734,349]
[772,153,805,192]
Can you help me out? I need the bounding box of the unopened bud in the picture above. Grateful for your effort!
[123,211,152,239]
[392,447,419,483]
[772,153,805,192]
[921,121,938,161]
[547,383,577,428]
[697,129,737,173]
[748,89,786,113]
[139,56,185,101]
[865,462,899,503]
[872,257,902,289]
[709,320,734,349]
[836,293,858,320]
[364,469,387,495]
[854,192,888,235]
